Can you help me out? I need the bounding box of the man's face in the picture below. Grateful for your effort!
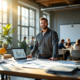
[40,20,48,29]
[24,37,26,40]
[32,37,33,40]
[62,41,64,44]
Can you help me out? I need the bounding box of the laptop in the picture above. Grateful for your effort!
[45,65,78,75]
[12,48,27,60]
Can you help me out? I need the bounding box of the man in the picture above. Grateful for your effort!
[59,39,66,49]
[27,17,58,61]
[58,39,69,60]
[30,36,34,51]
[20,37,27,53]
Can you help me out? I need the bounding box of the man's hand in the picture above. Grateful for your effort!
[27,55,33,58]
[49,57,57,61]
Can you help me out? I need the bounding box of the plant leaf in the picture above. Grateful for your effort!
[9,28,17,33]
[6,24,11,29]
[2,26,6,31]
[0,33,2,35]
[3,31,8,35]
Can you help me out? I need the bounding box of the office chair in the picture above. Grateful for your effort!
[70,50,80,60]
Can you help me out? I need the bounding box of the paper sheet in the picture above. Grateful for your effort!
[2,59,79,70]
[22,59,76,69]
[0,60,6,63]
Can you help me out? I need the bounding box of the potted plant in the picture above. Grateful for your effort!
[0,24,16,49]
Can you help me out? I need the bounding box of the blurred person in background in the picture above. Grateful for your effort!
[73,39,80,50]
[30,36,34,51]
[65,38,71,48]
[20,37,27,53]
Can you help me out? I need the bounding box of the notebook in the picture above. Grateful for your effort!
[12,48,27,60]
[45,65,78,75]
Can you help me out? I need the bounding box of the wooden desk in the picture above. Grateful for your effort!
[0,59,80,80]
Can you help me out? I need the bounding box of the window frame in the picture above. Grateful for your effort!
[18,4,36,44]
[0,0,8,41]
[0,0,8,24]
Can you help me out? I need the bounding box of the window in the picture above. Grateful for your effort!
[0,0,8,45]
[43,12,50,28]
[18,26,20,41]
[43,13,47,18]
[21,7,28,26]
[18,6,20,25]
[29,27,34,41]
[18,5,36,45]
[0,0,8,24]
[21,27,28,41]
[30,9,35,26]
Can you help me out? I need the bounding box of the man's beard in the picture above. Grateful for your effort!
[42,26,47,29]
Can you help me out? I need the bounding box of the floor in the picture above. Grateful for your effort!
[11,76,34,80]
[0,75,47,80]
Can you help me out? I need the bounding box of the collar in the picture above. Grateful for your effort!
[41,28,50,33]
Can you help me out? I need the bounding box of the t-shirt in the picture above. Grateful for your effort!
[43,32,46,36]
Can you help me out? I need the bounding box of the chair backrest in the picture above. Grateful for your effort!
[58,49,64,55]
[70,50,80,59]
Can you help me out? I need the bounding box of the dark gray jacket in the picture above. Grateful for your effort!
[31,28,59,58]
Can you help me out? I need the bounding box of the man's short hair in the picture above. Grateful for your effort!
[40,17,48,22]
[61,39,64,43]
[31,36,34,38]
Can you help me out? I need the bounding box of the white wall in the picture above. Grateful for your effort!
[50,9,80,41]
[60,24,80,42]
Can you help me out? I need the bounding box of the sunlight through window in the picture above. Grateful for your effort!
[0,0,8,45]
[3,1,7,12]
[0,0,2,11]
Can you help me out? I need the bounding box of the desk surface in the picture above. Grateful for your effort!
[0,59,80,80]
[62,48,72,51]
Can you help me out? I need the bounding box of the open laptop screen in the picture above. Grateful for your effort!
[12,48,27,60]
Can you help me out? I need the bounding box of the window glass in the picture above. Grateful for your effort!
[3,1,7,12]
[18,6,36,44]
